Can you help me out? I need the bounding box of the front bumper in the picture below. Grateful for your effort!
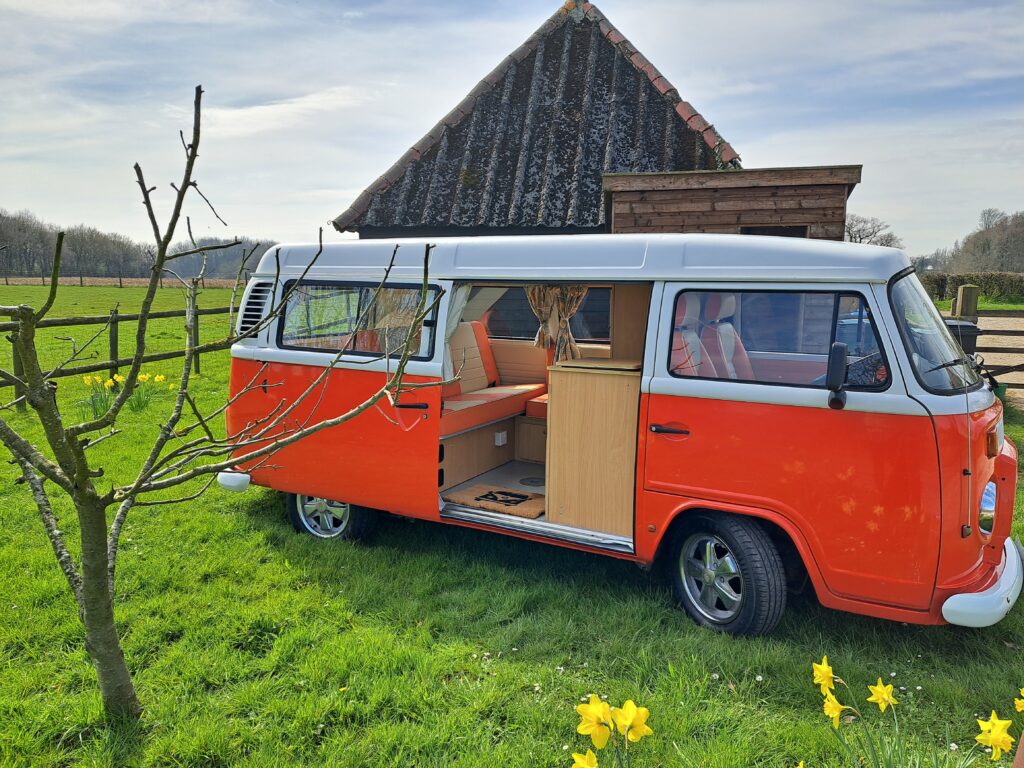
[942,538,1023,627]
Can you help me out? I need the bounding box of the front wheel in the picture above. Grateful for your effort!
[286,493,377,541]
[670,512,786,636]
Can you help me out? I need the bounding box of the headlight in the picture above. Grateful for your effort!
[979,481,996,536]
[986,418,1004,458]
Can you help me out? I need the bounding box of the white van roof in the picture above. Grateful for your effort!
[252,233,909,284]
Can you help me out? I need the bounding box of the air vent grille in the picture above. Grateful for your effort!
[238,282,273,335]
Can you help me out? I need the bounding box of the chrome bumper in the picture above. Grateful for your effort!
[942,538,1023,627]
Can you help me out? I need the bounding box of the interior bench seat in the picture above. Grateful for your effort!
[441,320,546,437]
[525,393,548,419]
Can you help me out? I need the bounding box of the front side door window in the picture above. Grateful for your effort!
[668,290,889,390]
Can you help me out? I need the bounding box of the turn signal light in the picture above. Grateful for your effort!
[986,428,999,458]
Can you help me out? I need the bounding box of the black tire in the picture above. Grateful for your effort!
[286,493,378,541]
[669,512,786,636]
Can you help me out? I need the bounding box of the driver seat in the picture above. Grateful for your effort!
[670,294,718,377]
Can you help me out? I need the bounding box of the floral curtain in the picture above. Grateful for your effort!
[525,284,589,363]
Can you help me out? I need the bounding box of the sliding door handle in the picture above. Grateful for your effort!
[650,424,689,435]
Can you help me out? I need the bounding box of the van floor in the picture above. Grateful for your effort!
[443,461,547,517]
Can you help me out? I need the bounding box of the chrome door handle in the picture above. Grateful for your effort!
[650,424,689,435]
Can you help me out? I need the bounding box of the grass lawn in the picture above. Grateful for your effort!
[1,285,1022,767]
[935,298,1024,312]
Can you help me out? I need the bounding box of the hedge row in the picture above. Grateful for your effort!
[919,272,1024,301]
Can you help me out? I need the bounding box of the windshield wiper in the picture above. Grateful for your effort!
[926,355,973,374]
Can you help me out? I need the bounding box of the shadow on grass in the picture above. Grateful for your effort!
[232,488,1023,672]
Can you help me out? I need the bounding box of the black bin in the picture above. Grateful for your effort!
[944,319,982,355]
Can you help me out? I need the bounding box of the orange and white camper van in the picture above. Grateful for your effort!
[221,234,1022,636]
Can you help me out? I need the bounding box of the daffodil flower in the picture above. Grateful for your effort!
[82,376,92,386]
[1015,687,1023,713]
[823,690,845,729]
[576,694,612,750]
[138,373,151,382]
[611,700,653,743]
[571,748,598,768]
[812,656,835,695]
[155,374,167,383]
[976,710,1014,761]
[867,678,898,713]
[113,374,126,384]
[103,379,115,390]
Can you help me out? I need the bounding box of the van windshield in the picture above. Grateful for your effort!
[890,273,981,393]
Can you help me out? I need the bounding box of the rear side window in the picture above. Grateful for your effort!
[279,281,437,359]
[668,290,889,389]
[479,287,611,343]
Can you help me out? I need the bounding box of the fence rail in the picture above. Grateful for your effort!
[972,309,1024,389]
[3,306,234,406]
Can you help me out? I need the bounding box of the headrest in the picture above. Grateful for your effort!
[674,294,701,328]
[704,293,737,323]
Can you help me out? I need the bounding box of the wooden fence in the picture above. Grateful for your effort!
[971,310,1024,390]
[1,306,233,409]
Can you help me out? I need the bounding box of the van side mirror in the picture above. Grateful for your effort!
[826,342,848,410]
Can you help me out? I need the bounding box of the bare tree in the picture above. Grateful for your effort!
[978,208,1008,232]
[844,213,905,249]
[0,86,448,719]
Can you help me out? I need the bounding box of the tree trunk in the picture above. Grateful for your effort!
[77,500,142,718]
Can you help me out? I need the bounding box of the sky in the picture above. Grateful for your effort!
[1,0,1022,256]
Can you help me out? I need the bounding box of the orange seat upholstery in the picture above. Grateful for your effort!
[441,383,547,436]
[440,320,545,435]
[525,393,548,419]
[670,294,718,378]
[700,293,753,380]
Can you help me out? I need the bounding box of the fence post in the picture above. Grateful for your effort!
[108,308,119,380]
[955,284,980,324]
[12,342,26,412]
[118,268,123,289]
[191,312,201,374]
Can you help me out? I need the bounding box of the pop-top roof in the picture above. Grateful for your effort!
[332,0,740,236]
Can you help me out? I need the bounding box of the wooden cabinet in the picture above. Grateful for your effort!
[515,416,547,464]
[545,360,641,537]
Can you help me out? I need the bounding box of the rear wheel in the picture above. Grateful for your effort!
[670,512,786,636]
[287,493,377,541]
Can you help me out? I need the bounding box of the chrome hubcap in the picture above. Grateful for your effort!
[299,495,350,538]
[679,533,744,623]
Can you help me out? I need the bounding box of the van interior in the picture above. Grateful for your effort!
[436,282,651,550]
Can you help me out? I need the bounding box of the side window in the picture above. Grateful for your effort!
[668,290,889,389]
[279,282,437,359]
[476,287,611,343]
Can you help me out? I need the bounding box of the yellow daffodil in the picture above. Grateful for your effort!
[82,376,92,385]
[576,694,612,750]
[976,710,1014,761]
[611,700,653,743]
[155,374,167,383]
[823,690,845,729]
[167,383,176,391]
[812,656,835,695]
[113,373,126,384]
[138,373,150,382]
[867,678,898,713]
[571,749,598,768]
[796,763,805,768]
[1015,688,1023,713]
[103,379,115,390]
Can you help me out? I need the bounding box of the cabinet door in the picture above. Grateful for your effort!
[546,368,639,537]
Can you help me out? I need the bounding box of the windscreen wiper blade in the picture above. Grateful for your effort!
[926,356,972,374]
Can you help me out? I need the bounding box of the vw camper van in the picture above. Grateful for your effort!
[221,234,1022,636]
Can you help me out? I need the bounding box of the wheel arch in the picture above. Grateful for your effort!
[655,501,826,600]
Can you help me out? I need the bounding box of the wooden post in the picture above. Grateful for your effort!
[40,262,46,285]
[956,284,980,323]
[108,309,119,380]
[118,268,123,289]
[79,265,84,287]
[12,342,26,412]
[191,312,201,374]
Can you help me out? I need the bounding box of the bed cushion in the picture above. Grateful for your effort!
[441,383,547,437]
[525,393,548,419]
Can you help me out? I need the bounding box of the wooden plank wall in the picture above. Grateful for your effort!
[610,184,849,239]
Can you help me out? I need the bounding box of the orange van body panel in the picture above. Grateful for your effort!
[227,358,443,521]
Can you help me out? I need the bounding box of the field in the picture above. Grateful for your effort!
[0,285,1022,767]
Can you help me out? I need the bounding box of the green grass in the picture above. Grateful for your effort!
[1,286,1022,767]
[935,298,1024,312]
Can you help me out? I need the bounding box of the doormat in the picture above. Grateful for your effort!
[443,485,545,518]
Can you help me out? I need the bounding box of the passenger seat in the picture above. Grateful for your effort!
[700,293,754,380]
[670,294,718,377]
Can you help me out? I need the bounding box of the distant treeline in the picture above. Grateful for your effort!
[914,208,1024,273]
[0,209,272,279]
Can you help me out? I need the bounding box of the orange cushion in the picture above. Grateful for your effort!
[441,383,546,437]
[525,393,548,419]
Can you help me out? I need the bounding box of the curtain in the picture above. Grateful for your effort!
[526,285,558,349]
[553,285,588,362]
[526,284,589,363]
[442,283,473,379]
